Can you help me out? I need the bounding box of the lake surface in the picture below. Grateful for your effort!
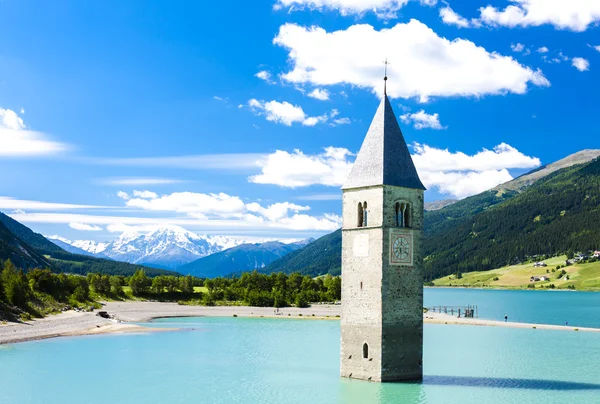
[2,289,600,404]
[425,288,600,328]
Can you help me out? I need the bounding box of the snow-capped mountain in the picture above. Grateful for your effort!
[46,226,304,270]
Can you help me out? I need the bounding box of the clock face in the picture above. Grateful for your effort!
[389,230,413,266]
[393,236,410,261]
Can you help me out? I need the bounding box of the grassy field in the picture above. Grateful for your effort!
[431,255,600,291]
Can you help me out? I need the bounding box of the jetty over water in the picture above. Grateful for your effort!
[427,305,478,318]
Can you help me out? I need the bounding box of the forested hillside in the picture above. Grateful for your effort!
[424,157,600,279]
[262,229,342,276]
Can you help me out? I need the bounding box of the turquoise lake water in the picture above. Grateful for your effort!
[2,289,600,404]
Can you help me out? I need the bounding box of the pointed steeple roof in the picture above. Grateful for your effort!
[342,95,425,190]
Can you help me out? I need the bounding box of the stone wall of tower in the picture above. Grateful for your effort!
[340,185,424,382]
[380,185,424,381]
[340,187,384,381]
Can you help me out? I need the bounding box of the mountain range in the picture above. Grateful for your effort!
[47,226,309,271]
[260,150,600,279]
[0,212,175,276]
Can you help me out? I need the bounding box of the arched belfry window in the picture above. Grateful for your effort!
[363,202,368,227]
[395,202,410,228]
[363,343,369,359]
[357,203,364,227]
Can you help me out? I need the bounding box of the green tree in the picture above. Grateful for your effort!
[129,269,151,296]
[1,260,30,307]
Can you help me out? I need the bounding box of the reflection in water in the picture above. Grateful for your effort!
[339,375,600,404]
[423,375,600,391]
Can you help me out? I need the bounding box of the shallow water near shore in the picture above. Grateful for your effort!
[2,314,600,404]
[425,288,600,328]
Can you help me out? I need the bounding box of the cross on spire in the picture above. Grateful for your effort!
[383,58,390,96]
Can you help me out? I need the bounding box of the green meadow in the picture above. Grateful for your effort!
[431,255,600,291]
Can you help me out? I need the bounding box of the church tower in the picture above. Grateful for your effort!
[340,79,425,382]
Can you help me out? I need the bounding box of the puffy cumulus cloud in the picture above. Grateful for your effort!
[400,110,446,130]
[418,169,514,199]
[274,0,436,18]
[412,142,540,172]
[274,20,550,102]
[439,5,473,28]
[308,88,330,100]
[412,142,541,198]
[572,57,590,72]
[246,202,310,221]
[537,46,549,53]
[0,108,69,157]
[117,191,130,200]
[250,147,354,188]
[478,0,600,32]
[132,190,158,199]
[248,99,328,126]
[255,70,275,84]
[69,222,103,231]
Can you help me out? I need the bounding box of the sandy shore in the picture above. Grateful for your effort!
[2,301,598,345]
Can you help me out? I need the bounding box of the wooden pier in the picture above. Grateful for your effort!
[426,305,478,318]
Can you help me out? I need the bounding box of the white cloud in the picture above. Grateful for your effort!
[595,45,600,52]
[0,108,69,157]
[332,117,351,125]
[412,142,541,198]
[255,70,275,84]
[248,99,332,126]
[308,88,330,100]
[246,202,310,221]
[418,169,514,199]
[400,110,446,129]
[250,147,354,188]
[439,5,472,28]
[537,46,549,53]
[411,142,540,172]
[100,177,183,186]
[92,153,263,170]
[126,192,247,217]
[248,142,540,199]
[478,1,600,32]
[132,190,158,199]
[274,20,550,102]
[572,57,590,72]
[0,196,104,210]
[274,0,436,18]
[69,222,103,231]
[511,43,525,52]
[117,191,130,200]
[10,189,342,232]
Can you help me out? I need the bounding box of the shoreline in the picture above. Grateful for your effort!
[2,301,599,346]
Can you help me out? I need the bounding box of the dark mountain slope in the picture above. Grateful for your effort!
[262,229,342,277]
[0,220,51,269]
[178,240,309,278]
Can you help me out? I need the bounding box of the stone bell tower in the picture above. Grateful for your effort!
[340,77,425,382]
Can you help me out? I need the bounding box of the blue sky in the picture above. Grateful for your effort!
[0,0,599,242]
